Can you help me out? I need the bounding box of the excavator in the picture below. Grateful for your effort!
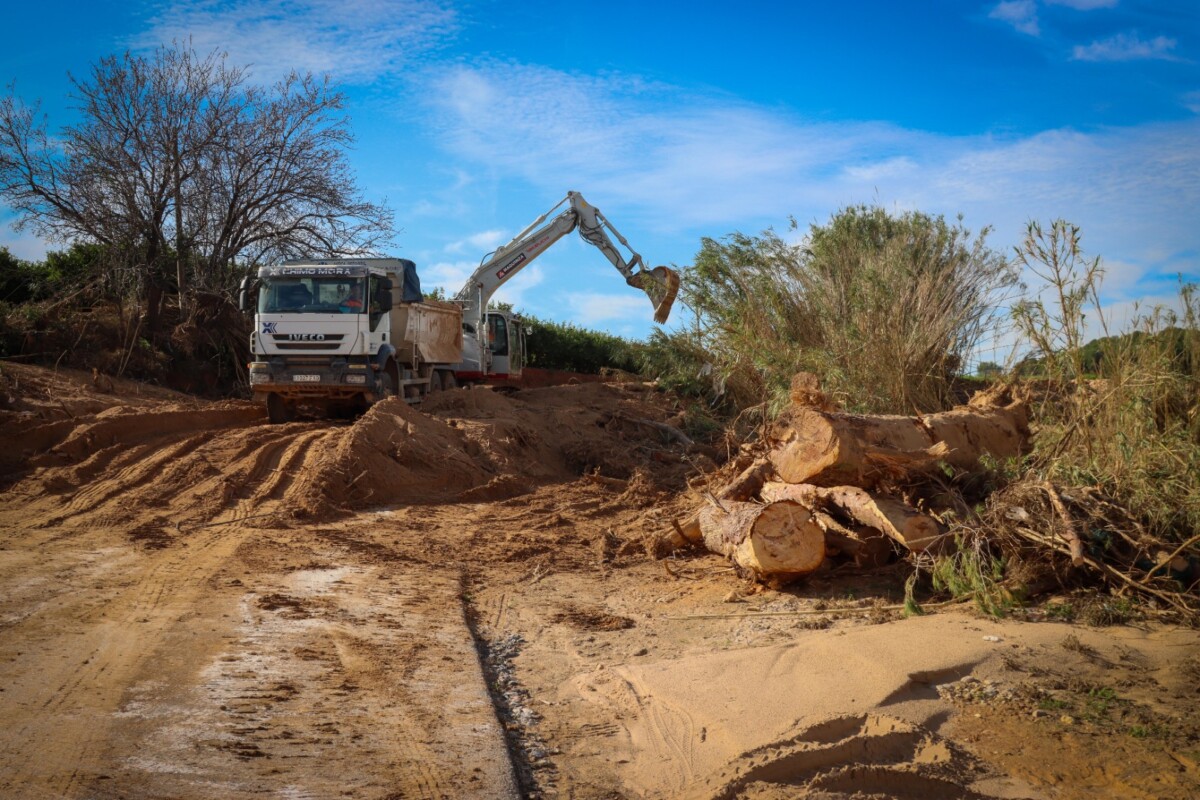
[452,190,679,381]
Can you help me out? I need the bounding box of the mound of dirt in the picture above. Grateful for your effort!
[286,385,696,517]
[2,365,698,530]
[284,398,497,514]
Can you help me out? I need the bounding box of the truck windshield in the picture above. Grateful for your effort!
[258,277,366,314]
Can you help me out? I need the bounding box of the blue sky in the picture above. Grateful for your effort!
[2,0,1198,364]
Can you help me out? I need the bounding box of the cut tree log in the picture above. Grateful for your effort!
[810,511,894,568]
[698,500,826,584]
[920,404,1029,471]
[817,486,945,553]
[762,482,945,553]
[788,372,837,411]
[660,458,775,552]
[768,400,1027,488]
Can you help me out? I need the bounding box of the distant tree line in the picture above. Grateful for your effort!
[523,315,641,374]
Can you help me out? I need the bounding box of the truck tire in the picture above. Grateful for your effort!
[429,371,443,393]
[443,371,458,390]
[379,362,398,398]
[266,393,295,424]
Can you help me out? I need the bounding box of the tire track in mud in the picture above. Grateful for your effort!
[37,433,217,527]
[640,681,700,792]
[574,667,701,796]
[0,420,345,799]
[0,524,254,797]
[81,558,519,799]
[328,629,455,799]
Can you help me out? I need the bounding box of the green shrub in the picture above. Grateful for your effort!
[1012,220,1200,547]
[522,315,642,374]
[644,205,1015,415]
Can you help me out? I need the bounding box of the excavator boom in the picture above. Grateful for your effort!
[455,191,679,330]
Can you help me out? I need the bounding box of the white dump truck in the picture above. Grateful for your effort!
[241,258,463,423]
[240,191,680,423]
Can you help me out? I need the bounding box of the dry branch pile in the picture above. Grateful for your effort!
[663,373,1030,586]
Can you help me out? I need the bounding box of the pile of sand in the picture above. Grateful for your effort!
[285,398,496,514]
[286,384,695,516]
[1,363,695,526]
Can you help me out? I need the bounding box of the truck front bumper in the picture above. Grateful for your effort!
[248,360,382,400]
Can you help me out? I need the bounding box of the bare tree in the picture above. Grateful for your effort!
[188,71,395,291]
[0,43,393,328]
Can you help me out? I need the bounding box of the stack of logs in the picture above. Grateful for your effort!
[663,374,1031,585]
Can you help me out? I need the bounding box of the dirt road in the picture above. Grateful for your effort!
[0,378,524,798]
[2,363,1198,799]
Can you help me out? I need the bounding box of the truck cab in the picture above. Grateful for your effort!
[241,258,462,423]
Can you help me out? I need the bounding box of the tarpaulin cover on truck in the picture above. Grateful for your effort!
[400,259,423,303]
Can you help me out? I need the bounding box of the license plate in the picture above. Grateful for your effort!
[292,374,321,383]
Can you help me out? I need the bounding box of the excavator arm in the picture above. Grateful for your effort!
[454,191,679,334]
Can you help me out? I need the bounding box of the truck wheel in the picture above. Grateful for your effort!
[443,371,458,390]
[429,371,443,393]
[266,393,294,424]
[378,365,397,398]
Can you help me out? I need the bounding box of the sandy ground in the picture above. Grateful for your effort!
[1,362,1198,799]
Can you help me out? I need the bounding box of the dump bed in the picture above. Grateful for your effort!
[388,298,463,366]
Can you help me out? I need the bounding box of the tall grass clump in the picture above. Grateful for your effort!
[648,205,1016,414]
[1011,220,1200,548]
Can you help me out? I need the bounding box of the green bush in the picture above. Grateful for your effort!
[523,315,642,374]
[0,247,41,304]
[646,205,1015,415]
[0,243,107,306]
[1012,221,1199,546]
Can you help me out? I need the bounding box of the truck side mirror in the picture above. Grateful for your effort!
[238,276,253,312]
[374,278,393,309]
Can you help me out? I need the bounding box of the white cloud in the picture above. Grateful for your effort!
[131,0,457,82]
[1072,32,1179,62]
[491,264,545,309]
[1094,292,1192,340]
[445,228,508,255]
[420,61,1199,320]
[1045,0,1118,9]
[0,223,49,261]
[1184,91,1200,114]
[424,62,934,231]
[420,259,475,296]
[989,0,1040,36]
[564,293,656,327]
[422,258,545,309]
[842,157,918,182]
[1092,258,1149,295]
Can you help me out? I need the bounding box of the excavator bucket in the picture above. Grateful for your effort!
[646,266,680,324]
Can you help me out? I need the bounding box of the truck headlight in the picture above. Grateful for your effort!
[249,371,269,384]
[345,374,366,385]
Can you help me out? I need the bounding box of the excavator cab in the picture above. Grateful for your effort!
[484,311,525,380]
